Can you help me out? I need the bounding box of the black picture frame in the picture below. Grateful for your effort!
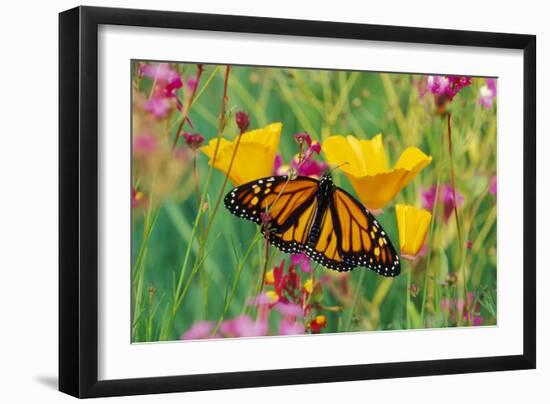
[59,5,536,398]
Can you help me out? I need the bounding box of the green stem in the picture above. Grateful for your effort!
[420,177,442,323]
[172,65,204,149]
[131,204,160,340]
[344,269,367,331]
[172,66,231,317]
[212,230,263,334]
[446,112,469,325]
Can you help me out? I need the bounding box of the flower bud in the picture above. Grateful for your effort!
[235,111,250,133]
[183,132,205,150]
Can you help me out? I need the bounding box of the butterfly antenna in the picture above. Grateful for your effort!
[327,162,349,175]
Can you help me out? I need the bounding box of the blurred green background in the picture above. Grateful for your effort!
[131,62,497,342]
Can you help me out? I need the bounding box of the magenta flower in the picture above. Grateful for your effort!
[273,140,328,178]
[133,133,157,154]
[165,76,183,98]
[275,300,305,336]
[183,132,205,150]
[271,259,301,300]
[279,318,306,335]
[293,158,328,177]
[479,78,497,108]
[489,175,497,196]
[274,301,304,318]
[421,184,464,221]
[220,315,268,338]
[142,63,180,83]
[294,132,312,147]
[141,63,183,101]
[423,75,472,110]
[186,78,198,91]
[291,253,311,273]
[181,321,218,340]
[440,292,483,326]
[425,75,450,96]
[143,97,171,119]
[273,154,288,176]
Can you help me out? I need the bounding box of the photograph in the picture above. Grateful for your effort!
[131,60,498,343]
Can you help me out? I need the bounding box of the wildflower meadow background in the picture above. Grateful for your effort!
[131,61,497,342]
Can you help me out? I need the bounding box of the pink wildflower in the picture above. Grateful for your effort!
[291,253,312,273]
[479,78,497,108]
[421,184,464,221]
[181,321,218,340]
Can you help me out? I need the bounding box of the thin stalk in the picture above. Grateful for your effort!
[172,64,204,149]
[146,287,155,341]
[344,269,367,331]
[131,202,160,339]
[166,66,220,133]
[420,177,442,322]
[446,112,470,325]
[447,113,463,244]
[212,230,263,334]
[259,232,271,296]
[171,66,231,316]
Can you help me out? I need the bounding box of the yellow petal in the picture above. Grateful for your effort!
[303,279,313,294]
[323,134,388,177]
[264,270,275,285]
[354,133,389,175]
[200,138,232,160]
[395,204,432,257]
[323,134,432,209]
[347,170,411,209]
[241,122,282,151]
[323,135,364,176]
[394,147,433,178]
[200,123,282,186]
[265,291,279,303]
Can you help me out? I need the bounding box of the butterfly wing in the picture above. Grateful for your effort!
[224,175,319,254]
[332,188,400,276]
[303,204,352,272]
[225,175,401,276]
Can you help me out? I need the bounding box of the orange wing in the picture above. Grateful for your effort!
[224,175,319,254]
[332,188,400,276]
[304,205,351,271]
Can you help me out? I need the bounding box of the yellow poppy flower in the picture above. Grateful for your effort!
[323,134,432,209]
[395,204,432,258]
[200,122,282,186]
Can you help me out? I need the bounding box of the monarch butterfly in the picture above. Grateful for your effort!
[224,173,400,276]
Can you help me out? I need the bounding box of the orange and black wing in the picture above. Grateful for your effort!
[224,175,319,254]
[331,188,400,276]
[304,204,352,272]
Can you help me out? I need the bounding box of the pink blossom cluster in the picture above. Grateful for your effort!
[274,132,328,178]
[139,63,183,119]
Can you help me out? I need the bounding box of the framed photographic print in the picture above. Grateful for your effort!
[59,6,536,398]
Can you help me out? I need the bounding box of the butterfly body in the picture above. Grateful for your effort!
[224,173,400,276]
[307,175,334,247]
